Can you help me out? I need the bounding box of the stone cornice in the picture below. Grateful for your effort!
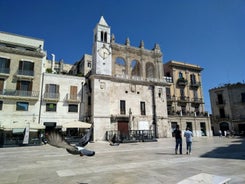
[0,46,46,58]
[111,43,162,58]
[89,74,170,87]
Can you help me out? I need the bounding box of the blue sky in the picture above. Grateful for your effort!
[0,0,244,113]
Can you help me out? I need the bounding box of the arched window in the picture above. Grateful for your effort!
[100,31,108,43]
[131,60,141,77]
[100,31,104,42]
[115,57,126,76]
[104,32,107,43]
[146,62,154,78]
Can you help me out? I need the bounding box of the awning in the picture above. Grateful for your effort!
[0,122,45,130]
[62,121,92,129]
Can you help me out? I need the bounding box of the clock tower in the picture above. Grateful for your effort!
[92,16,112,75]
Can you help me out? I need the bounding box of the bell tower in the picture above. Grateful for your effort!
[92,16,112,75]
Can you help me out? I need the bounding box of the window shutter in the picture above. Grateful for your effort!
[16,81,21,90]
[0,79,4,91]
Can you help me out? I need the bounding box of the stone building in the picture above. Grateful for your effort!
[164,60,212,137]
[0,32,46,146]
[70,54,92,76]
[209,83,245,136]
[85,16,170,141]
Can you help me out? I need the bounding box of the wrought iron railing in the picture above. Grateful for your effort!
[0,89,39,97]
[0,67,10,74]
[17,69,34,76]
[106,130,156,143]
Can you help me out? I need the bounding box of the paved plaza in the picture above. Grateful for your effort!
[0,136,245,184]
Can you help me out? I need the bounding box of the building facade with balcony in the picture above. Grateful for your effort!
[40,73,85,132]
[0,32,46,146]
[209,83,245,136]
[164,60,212,137]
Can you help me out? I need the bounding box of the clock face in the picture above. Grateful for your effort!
[98,46,110,59]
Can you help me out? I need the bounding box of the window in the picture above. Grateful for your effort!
[16,102,29,111]
[0,79,4,94]
[179,72,183,78]
[200,122,207,136]
[0,57,10,74]
[70,86,77,100]
[16,80,32,96]
[120,100,126,115]
[217,94,224,104]
[140,101,146,115]
[193,90,198,100]
[18,60,34,76]
[186,122,192,131]
[190,74,196,84]
[166,88,171,98]
[219,108,225,118]
[180,88,185,99]
[100,31,108,43]
[45,84,59,98]
[181,105,186,115]
[87,61,91,68]
[68,104,78,112]
[46,103,57,112]
[0,101,3,110]
[241,93,245,103]
[167,105,172,115]
[88,96,91,105]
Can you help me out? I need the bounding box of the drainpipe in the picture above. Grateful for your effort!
[151,85,158,138]
[38,73,44,124]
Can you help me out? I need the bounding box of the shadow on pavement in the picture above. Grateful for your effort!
[200,137,245,160]
[155,152,177,156]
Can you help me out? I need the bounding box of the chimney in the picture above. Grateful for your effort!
[51,54,55,73]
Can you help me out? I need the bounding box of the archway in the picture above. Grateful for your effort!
[115,57,126,76]
[219,122,229,136]
[145,62,155,78]
[131,60,141,78]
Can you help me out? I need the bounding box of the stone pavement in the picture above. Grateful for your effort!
[0,136,245,184]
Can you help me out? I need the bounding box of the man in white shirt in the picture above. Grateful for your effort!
[184,127,193,154]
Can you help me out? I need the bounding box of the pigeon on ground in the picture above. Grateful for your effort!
[109,133,120,146]
[46,126,95,157]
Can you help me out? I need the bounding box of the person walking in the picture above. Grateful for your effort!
[173,125,182,154]
[184,127,193,155]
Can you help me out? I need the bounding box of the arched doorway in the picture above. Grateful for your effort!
[219,122,229,136]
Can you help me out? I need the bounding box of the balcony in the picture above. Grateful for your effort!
[166,95,176,104]
[15,70,34,79]
[0,67,10,77]
[0,89,39,100]
[190,81,201,88]
[65,93,81,103]
[177,96,189,103]
[176,78,188,86]
[43,92,59,102]
[191,98,204,104]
